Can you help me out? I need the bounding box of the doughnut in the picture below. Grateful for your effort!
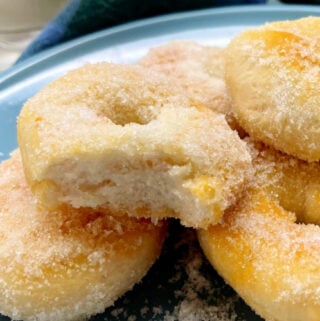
[225,17,320,161]
[17,62,253,229]
[198,141,320,321]
[140,40,231,117]
[0,150,167,321]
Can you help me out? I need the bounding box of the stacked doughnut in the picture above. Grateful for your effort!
[198,16,320,321]
[1,57,253,320]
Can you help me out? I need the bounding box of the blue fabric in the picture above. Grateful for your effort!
[18,0,267,61]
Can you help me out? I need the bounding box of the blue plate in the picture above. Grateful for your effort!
[0,5,320,321]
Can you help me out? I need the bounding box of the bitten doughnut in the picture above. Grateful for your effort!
[226,17,320,161]
[0,151,167,321]
[198,141,320,321]
[17,63,253,228]
[140,41,230,116]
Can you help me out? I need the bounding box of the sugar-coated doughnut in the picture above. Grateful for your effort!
[140,41,230,116]
[0,151,167,321]
[198,141,320,321]
[225,17,320,161]
[17,63,253,229]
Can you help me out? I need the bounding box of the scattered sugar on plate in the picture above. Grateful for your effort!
[103,223,257,321]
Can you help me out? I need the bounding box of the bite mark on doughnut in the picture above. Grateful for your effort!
[18,63,253,229]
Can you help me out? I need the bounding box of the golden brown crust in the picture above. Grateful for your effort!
[226,17,320,161]
[0,151,167,321]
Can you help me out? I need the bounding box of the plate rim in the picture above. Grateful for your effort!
[1,3,320,85]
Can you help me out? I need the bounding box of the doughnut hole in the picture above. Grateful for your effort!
[98,102,158,126]
[34,63,190,127]
[92,80,176,126]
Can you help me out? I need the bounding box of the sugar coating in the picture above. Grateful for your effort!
[0,151,166,321]
[248,139,320,225]
[198,140,320,321]
[139,40,243,131]
[225,16,320,161]
[17,63,253,229]
[140,41,230,116]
